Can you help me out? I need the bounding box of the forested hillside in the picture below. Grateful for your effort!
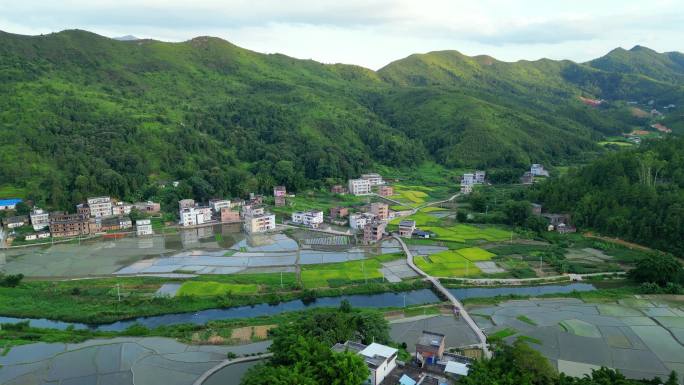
[0,29,682,209]
[534,137,684,254]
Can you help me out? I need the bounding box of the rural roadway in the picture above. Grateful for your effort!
[393,233,492,359]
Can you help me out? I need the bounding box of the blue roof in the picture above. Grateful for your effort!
[399,375,417,385]
[0,198,22,206]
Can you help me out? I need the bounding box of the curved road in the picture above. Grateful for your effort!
[393,234,492,359]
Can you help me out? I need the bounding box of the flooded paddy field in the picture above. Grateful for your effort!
[0,337,271,385]
[469,298,684,382]
[0,226,406,278]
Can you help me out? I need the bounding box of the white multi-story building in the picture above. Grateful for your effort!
[180,207,202,227]
[112,202,132,216]
[87,196,113,218]
[461,173,475,186]
[291,211,324,228]
[348,179,372,196]
[135,219,153,236]
[30,208,50,231]
[361,173,385,186]
[530,164,550,177]
[332,342,397,385]
[244,212,276,233]
[196,207,212,222]
[349,213,375,230]
[475,170,486,184]
[209,199,231,213]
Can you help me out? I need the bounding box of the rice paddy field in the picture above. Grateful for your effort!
[421,224,512,243]
[413,247,495,277]
[470,298,684,383]
[300,253,406,288]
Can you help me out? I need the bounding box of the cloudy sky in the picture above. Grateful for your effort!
[0,0,682,69]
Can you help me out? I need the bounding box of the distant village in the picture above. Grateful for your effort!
[1,164,575,246]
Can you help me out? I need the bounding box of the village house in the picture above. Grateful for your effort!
[178,199,196,209]
[220,207,241,223]
[460,184,473,195]
[330,184,347,194]
[25,233,38,241]
[209,199,231,213]
[273,186,287,206]
[291,210,324,228]
[332,342,397,385]
[520,171,534,185]
[179,207,200,227]
[370,202,389,221]
[243,209,276,233]
[398,220,416,238]
[363,220,386,245]
[49,212,90,238]
[361,173,385,186]
[135,219,153,236]
[349,213,375,230]
[87,196,113,218]
[530,203,542,216]
[378,185,394,197]
[0,198,22,211]
[100,216,121,231]
[248,193,264,205]
[416,331,446,366]
[531,203,542,216]
[475,170,486,184]
[76,203,91,217]
[4,215,28,229]
[329,206,349,219]
[112,202,132,216]
[530,164,550,177]
[348,178,372,196]
[133,201,161,213]
[30,208,50,231]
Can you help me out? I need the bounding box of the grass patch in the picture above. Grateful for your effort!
[403,305,441,317]
[178,281,259,296]
[517,335,542,345]
[488,327,517,341]
[516,315,537,326]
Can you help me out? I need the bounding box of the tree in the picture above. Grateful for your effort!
[14,202,30,215]
[629,253,683,287]
[503,200,531,227]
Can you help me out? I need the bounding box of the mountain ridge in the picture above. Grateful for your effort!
[0,29,682,210]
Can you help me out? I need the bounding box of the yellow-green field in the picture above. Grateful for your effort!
[177,281,259,296]
[413,247,495,277]
[421,224,511,243]
[389,207,443,227]
[389,185,435,207]
[598,141,633,147]
[301,254,404,288]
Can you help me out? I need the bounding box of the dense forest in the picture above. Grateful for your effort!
[1,30,683,210]
[535,138,684,255]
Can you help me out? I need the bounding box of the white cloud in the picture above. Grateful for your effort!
[0,0,681,69]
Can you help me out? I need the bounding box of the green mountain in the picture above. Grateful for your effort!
[588,46,684,85]
[0,29,681,210]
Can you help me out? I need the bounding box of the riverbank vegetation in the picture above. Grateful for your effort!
[0,276,429,324]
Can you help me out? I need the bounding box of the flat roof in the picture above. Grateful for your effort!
[418,331,445,347]
[0,198,22,205]
[445,361,469,376]
[359,343,397,360]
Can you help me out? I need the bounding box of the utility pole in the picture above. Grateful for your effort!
[403,294,407,308]
[116,283,121,302]
[280,271,283,288]
[362,261,367,283]
[466,260,469,277]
